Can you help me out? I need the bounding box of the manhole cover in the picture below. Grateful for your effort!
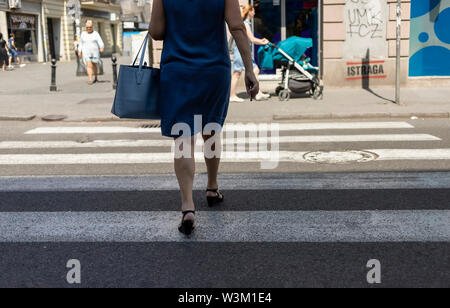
[304,150,379,164]
[41,115,67,121]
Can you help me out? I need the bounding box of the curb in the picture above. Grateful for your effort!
[0,115,36,121]
[273,112,450,120]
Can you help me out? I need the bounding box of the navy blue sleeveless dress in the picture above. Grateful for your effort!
[160,0,231,138]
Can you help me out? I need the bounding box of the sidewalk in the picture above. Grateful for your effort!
[1,58,450,122]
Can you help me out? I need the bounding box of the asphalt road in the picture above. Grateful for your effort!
[0,118,449,288]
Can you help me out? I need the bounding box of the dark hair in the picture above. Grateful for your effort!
[0,33,3,40]
[10,33,14,38]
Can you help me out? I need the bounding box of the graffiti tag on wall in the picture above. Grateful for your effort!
[343,0,388,59]
[347,0,384,38]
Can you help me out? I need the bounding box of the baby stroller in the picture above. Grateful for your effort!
[258,37,323,101]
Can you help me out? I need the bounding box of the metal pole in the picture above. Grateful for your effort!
[281,0,286,41]
[112,55,118,90]
[41,2,48,63]
[50,59,57,92]
[395,0,402,105]
[74,0,85,76]
[318,0,323,79]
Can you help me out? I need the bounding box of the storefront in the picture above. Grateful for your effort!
[240,0,450,88]
[0,0,44,62]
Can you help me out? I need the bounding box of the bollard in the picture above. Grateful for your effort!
[112,55,118,90]
[50,59,57,92]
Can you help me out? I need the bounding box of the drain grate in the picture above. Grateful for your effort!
[140,123,161,128]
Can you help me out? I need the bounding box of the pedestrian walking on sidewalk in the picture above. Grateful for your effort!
[8,33,25,69]
[0,33,9,72]
[230,4,270,102]
[149,0,259,236]
[78,21,104,85]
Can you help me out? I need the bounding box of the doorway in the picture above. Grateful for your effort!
[111,23,117,54]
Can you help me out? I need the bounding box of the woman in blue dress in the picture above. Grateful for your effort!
[149,0,259,235]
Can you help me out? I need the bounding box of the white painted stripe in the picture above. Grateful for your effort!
[0,210,448,242]
[0,134,440,149]
[24,122,414,135]
[2,172,450,191]
[232,134,441,143]
[0,139,174,149]
[375,149,450,160]
[1,149,450,165]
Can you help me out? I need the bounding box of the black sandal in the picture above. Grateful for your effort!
[178,210,195,236]
[206,188,224,207]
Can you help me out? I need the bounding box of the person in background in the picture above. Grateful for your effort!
[24,41,33,53]
[230,4,270,102]
[0,33,10,72]
[8,33,26,68]
[78,20,104,85]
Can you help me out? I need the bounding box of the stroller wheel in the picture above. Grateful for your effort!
[279,90,291,101]
[275,86,284,96]
[313,85,323,100]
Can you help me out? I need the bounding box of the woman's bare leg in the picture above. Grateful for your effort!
[174,136,196,219]
[253,66,264,96]
[93,63,98,81]
[86,61,93,83]
[202,133,221,196]
[230,71,242,97]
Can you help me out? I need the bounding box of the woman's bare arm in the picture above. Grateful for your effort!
[149,0,166,40]
[245,23,268,45]
[225,0,259,97]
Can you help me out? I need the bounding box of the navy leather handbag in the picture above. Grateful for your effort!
[111,33,160,119]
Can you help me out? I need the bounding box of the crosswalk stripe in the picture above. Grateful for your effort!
[0,210,448,242]
[0,134,441,149]
[24,122,415,135]
[1,149,450,165]
[0,140,174,149]
[2,172,450,191]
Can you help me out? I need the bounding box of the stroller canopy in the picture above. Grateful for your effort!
[258,36,313,70]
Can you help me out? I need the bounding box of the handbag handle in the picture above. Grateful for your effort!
[132,32,150,70]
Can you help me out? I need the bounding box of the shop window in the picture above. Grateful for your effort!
[7,13,38,58]
[253,0,319,72]
[409,0,450,76]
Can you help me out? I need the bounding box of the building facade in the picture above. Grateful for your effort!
[0,0,44,62]
[151,0,450,88]
[0,0,123,63]
[120,0,151,57]
[323,0,450,87]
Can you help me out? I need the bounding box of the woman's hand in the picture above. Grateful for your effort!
[78,52,82,58]
[100,48,104,53]
[261,38,270,45]
[245,71,259,100]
